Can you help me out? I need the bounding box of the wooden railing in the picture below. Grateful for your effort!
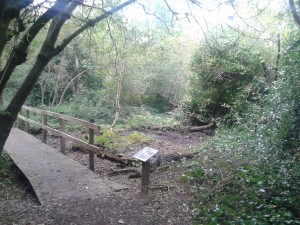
[17,105,101,171]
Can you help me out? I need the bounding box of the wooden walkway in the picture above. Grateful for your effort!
[4,128,127,205]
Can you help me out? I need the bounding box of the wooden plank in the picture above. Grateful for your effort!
[18,115,102,154]
[22,106,100,131]
[60,114,66,154]
[23,105,42,114]
[4,128,127,205]
[89,119,95,171]
[59,114,100,131]
[141,160,151,194]
[41,113,47,143]
[25,109,30,132]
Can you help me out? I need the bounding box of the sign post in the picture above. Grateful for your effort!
[133,147,158,194]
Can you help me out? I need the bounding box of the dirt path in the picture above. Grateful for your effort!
[0,129,209,225]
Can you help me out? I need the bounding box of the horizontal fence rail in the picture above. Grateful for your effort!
[18,106,101,171]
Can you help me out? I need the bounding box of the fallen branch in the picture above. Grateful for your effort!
[164,152,197,161]
[143,125,176,131]
[97,153,137,166]
[143,120,216,133]
[187,120,216,132]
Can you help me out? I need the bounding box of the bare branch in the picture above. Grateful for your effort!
[54,0,136,55]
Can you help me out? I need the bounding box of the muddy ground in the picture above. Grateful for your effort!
[0,129,210,225]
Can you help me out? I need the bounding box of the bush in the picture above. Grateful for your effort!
[186,36,300,224]
[185,29,273,121]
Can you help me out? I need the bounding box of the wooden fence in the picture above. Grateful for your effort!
[18,105,101,171]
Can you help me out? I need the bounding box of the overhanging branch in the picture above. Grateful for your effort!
[0,0,69,96]
[54,0,136,55]
[289,0,300,27]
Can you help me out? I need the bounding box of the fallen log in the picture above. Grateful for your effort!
[97,153,138,166]
[144,120,216,133]
[128,171,141,179]
[164,152,197,161]
[187,121,216,132]
[143,125,176,131]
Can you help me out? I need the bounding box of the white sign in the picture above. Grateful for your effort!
[133,147,158,162]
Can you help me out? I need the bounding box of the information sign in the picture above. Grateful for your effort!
[133,147,158,162]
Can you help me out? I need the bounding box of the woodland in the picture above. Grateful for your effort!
[1,0,300,224]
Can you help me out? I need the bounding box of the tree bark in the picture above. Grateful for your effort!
[0,0,69,95]
[0,0,78,153]
[0,0,136,154]
[290,0,300,26]
[97,153,137,166]
[0,57,50,153]
[111,60,125,129]
[0,0,33,59]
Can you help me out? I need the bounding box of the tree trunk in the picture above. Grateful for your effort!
[51,51,66,106]
[39,64,51,105]
[58,69,89,104]
[0,0,136,154]
[289,0,300,27]
[0,113,15,154]
[111,63,125,129]
[0,57,50,153]
[0,0,70,96]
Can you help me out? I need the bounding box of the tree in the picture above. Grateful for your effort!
[289,0,300,27]
[0,0,299,155]
[0,0,135,154]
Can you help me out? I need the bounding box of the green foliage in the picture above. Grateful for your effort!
[185,129,300,224]
[126,132,152,144]
[185,29,270,120]
[95,130,119,151]
[186,34,300,224]
[0,153,14,187]
[128,107,178,129]
[48,90,115,124]
[94,130,152,151]
[143,93,174,113]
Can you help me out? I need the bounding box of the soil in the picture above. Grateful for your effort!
[0,129,210,225]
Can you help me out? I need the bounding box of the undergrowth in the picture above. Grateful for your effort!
[184,129,300,224]
[0,153,15,187]
[185,39,300,224]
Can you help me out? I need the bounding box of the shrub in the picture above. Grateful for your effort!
[185,29,273,121]
[186,36,300,224]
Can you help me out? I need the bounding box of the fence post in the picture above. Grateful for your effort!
[141,160,151,194]
[41,111,47,143]
[59,113,66,154]
[89,119,95,171]
[25,109,30,132]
